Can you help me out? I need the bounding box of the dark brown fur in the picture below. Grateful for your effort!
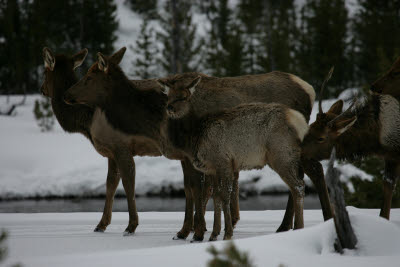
[302,94,400,220]
[371,56,400,100]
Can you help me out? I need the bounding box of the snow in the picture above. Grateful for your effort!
[1,208,399,267]
[0,94,371,199]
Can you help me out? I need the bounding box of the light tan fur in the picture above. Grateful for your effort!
[379,95,400,149]
[289,74,315,107]
[286,109,309,142]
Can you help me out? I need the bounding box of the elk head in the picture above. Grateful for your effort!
[64,47,126,107]
[302,67,357,160]
[302,100,357,160]
[371,56,400,100]
[157,76,202,118]
[41,47,88,98]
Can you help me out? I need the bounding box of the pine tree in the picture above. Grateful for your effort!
[126,0,158,19]
[203,0,244,77]
[131,18,159,79]
[78,0,118,66]
[33,96,55,132]
[157,0,202,75]
[297,0,349,95]
[255,0,298,73]
[353,0,400,84]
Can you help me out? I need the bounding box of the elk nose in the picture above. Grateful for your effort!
[167,105,175,112]
[63,93,76,105]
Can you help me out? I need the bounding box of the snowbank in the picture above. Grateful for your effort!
[0,95,371,199]
[1,208,399,267]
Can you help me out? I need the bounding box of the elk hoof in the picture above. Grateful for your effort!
[276,224,292,233]
[94,227,105,233]
[123,230,135,236]
[172,233,186,240]
[190,234,204,243]
[209,235,218,242]
[223,234,232,240]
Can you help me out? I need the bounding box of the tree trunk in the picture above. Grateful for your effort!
[326,148,357,253]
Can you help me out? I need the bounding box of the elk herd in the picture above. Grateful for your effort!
[41,46,399,241]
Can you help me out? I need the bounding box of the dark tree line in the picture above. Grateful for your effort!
[1,0,400,97]
[0,0,118,94]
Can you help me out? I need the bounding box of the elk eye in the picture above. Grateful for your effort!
[317,137,325,143]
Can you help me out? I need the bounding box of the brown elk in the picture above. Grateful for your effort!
[159,76,309,240]
[64,47,332,240]
[302,83,400,220]
[41,47,180,236]
[371,56,400,100]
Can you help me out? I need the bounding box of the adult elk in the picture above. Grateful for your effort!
[64,47,332,240]
[371,56,400,100]
[302,82,400,220]
[159,76,309,240]
[41,47,181,236]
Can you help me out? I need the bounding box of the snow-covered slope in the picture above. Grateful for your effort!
[1,208,399,267]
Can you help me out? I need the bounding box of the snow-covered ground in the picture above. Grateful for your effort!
[1,208,399,267]
[0,94,371,199]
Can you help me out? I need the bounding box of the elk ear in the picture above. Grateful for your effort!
[187,76,202,95]
[97,52,108,73]
[72,48,88,70]
[157,79,170,95]
[110,47,126,65]
[330,116,357,136]
[327,100,343,115]
[43,47,55,71]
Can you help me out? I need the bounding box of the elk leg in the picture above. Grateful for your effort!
[380,160,399,220]
[291,181,305,229]
[209,195,222,241]
[230,171,240,228]
[192,176,208,242]
[115,149,138,235]
[276,193,294,232]
[95,158,120,232]
[174,160,195,240]
[214,167,234,240]
[302,158,333,221]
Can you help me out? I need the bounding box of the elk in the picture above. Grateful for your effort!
[302,81,400,220]
[64,47,332,241]
[370,56,400,100]
[159,76,309,240]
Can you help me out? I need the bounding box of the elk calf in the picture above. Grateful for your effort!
[160,77,308,240]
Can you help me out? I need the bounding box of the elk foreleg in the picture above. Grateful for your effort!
[303,158,333,221]
[95,158,120,232]
[380,160,399,220]
[115,149,138,235]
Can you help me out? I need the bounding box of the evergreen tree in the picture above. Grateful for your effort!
[353,0,400,84]
[0,0,118,94]
[126,0,158,19]
[33,96,55,131]
[297,0,349,96]
[157,0,202,74]
[131,18,159,79]
[203,0,244,77]
[255,0,298,73]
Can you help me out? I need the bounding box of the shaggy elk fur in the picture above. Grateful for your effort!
[371,56,400,100]
[302,86,400,220]
[64,47,332,240]
[160,76,309,240]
